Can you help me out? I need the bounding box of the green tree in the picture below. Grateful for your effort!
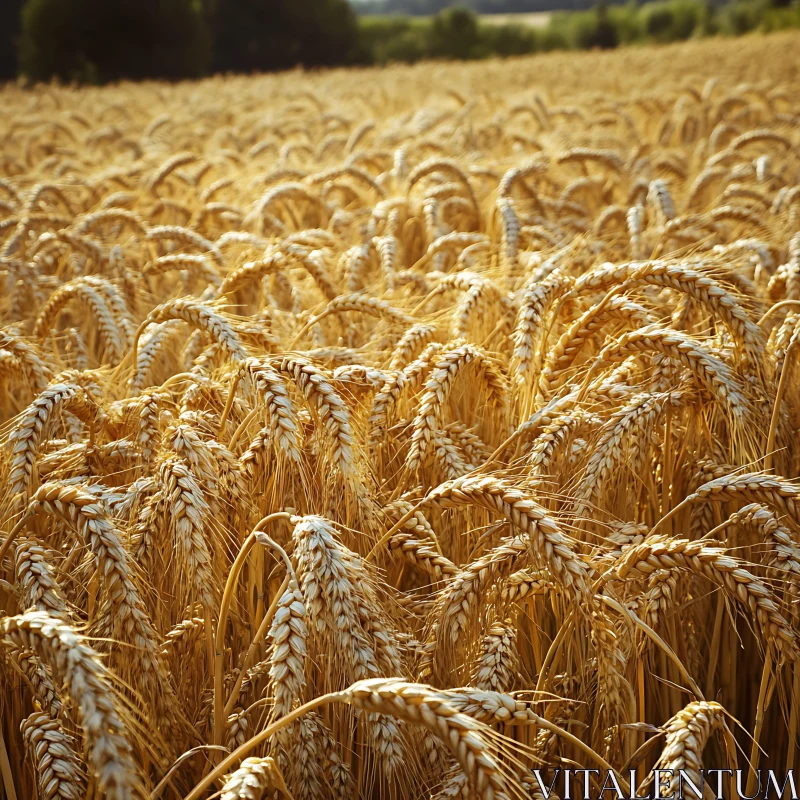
[642,0,703,42]
[591,1,619,48]
[0,0,24,79]
[428,7,482,59]
[19,0,211,83]
[211,0,362,73]
[484,23,537,56]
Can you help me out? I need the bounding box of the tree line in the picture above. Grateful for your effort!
[0,0,363,83]
[353,0,628,15]
[1,0,798,84]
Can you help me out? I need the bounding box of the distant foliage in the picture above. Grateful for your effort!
[429,7,484,58]
[19,0,211,83]
[353,0,629,14]
[360,0,800,65]
[639,0,708,42]
[211,0,363,73]
[358,16,431,63]
[352,0,797,15]
[9,0,800,82]
[0,0,24,79]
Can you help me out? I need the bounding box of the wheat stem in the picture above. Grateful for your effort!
[214,512,293,745]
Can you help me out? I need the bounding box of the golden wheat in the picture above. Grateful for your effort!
[1,30,800,800]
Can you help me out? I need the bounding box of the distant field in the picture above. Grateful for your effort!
[479,11,552,27]
[361,11,552,27]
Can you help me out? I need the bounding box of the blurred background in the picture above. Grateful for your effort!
[0,0,798,85]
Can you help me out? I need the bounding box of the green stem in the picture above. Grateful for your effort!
[213,512,292,746]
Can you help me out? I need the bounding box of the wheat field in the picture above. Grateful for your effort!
[1,29,800,800]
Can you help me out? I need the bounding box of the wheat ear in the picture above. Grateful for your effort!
[1,612,142,799]
[20,710,86,800]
